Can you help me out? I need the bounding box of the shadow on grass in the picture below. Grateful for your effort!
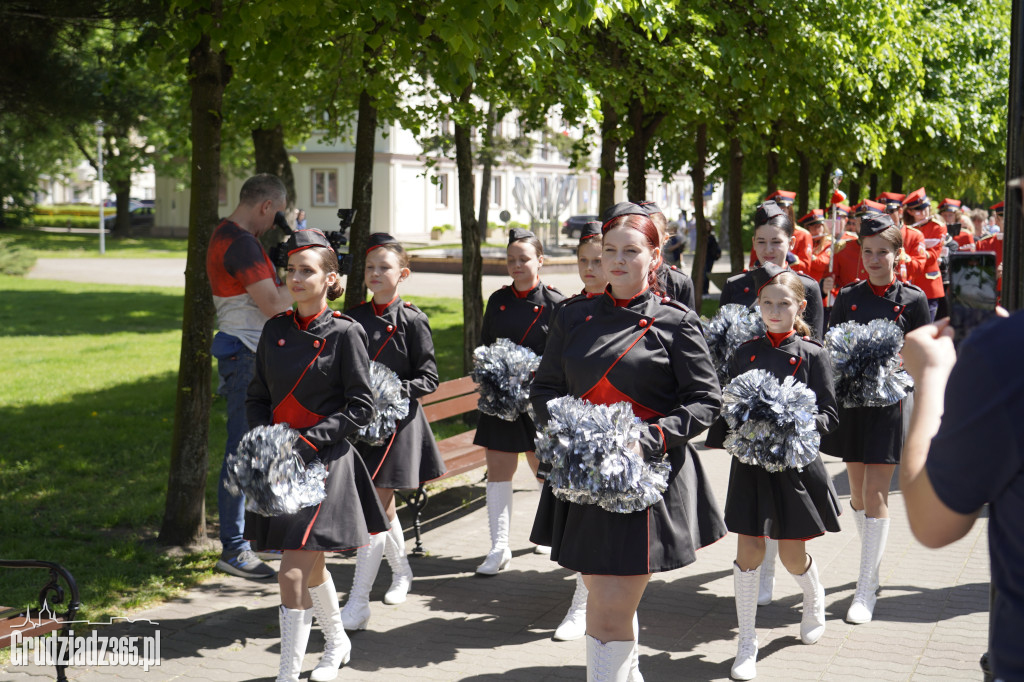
[0,287,183,336]
[0,370,225,620]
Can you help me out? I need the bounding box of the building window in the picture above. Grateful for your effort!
[491,176,502,206]
[435,173,449,207]
[312,169,337,207]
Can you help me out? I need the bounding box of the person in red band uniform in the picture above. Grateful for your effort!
[341,233,446,631]
[636,201,696,308]
[820,214,930,627]
[706,266,840,680]
[798,208,831,283]
[938,198,975,251]
[246,229,390,682]
[721,201,825,340]
[902,188,947,320]
[530,203,726,680]
[823,201,881,301]
[977,202,1005,295]
[474,228,565,576]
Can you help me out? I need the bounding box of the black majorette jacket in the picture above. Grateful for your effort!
[346,297,439,401]
[481,282,565,355]
[247,307,373,461]
[705,333,839,448]
[531,288,721,460]
[720,266,825,340]
[828,279,930,333]
[658,263,696,310]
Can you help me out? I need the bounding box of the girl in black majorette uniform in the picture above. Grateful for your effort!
[821,213,929,626]
[706,263,841,681]
[530,203,726,680]
[340,233,447,631]
[473,228,564,575]
[246,229,389,682]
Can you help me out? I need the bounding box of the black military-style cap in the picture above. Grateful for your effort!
[860,213,895,237]
[285,229,333,255]
[508,227,536,244]
[367,232,400,252]
[751,262,787,294]
[754,200,786,226]
[601,202,649,230]
[580,221,602,241]
[636,200,663,216]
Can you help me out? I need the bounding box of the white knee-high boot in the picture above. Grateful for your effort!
[731,563,759,681]
[790,556,826,644]
[586,635,633,682]
[758,539,777,606]
[276,605,313,682]
[850,502,865,539]
[553,573,588,641]
[846,516,890,624]
[383,516,413,604]
[340,533,385,630]
[476,481,513,575]
[307,580,351,681]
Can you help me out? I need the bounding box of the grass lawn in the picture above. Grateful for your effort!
[2,227,189,258]
[0,275,465,626]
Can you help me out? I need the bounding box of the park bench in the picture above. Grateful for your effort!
[0,559,81,682]
[397,375,488,556]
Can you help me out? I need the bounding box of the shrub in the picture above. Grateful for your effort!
[0,236,37,276]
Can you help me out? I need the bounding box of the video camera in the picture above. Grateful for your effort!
[268,208,355,274]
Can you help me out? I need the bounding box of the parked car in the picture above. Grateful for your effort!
[561,214,599,240]
[104,205,155,231]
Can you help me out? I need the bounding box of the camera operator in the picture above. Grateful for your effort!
[901,309,1022,681]
[207,173,292,581]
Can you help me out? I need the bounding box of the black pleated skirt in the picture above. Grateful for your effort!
[245,442,390,552]
[819,400,904,464]
[357,402,447,489]
[473,412,537,453]
[724,455,841,539]
[529,444,727,575]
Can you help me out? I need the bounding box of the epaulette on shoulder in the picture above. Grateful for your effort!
[657,294,690,311]
[739,335,763,347]
[273,309,295,319]
[905,224,925,237]
[839,281,860,294]
[834,239,853,253]
[561,293,593,308]
[330,310,355,322]
[798,335,824,348]
[401,300,424,315]
[900,281,925,295]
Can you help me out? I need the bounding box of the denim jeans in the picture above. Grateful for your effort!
[217,348,256,554]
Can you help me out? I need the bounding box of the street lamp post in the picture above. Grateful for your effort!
[96,120,105,255]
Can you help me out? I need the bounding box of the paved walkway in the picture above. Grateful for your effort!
[4,437,990,681]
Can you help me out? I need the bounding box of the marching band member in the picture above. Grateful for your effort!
[637,201,696,308]
[821,213,930,626]
[474,228,564,575]
[341,234,447,630]
[876,192,929,289]
[246,229,390,682]
[797,209,831,284]
[902,188,947,320]
[530,202,726,681]
[938,198,975,251]
[707,265,841,680]
[976,205,1005,296]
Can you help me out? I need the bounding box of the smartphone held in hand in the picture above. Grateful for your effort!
[946,252,998,350]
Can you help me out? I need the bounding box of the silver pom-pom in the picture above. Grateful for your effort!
[471,338,541,421]
[224,424,328,516]
[535,396,671,513]
[824,319,914,407]
[721,369,821,472]
[702,304,767,384]
[354,361,410,446]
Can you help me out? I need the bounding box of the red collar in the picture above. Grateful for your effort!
[296,304,328,331]
[372,295,398,317]
[607,285,649,307]
[511,280,540,298]
[869,276,895,297]
[766,330,796,348]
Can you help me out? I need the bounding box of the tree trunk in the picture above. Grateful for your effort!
[890,170,903,195]
[727,135,744,274]
[766,122,779,195]
[598,97,619,215]
[818,166,830,211]
[797,150,810,218]
[113,176,131,235]
[869,171,879,201]
[344,89,377,311]
[690,123,708,311]
[625,99,665,203]
[477,103,496,240]
[849,162,864,205]
[252,123,296,206]
[454,91,484,374]
[159,25,231,548]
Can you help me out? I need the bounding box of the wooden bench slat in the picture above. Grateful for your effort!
[423,393,480,422]
[420,375,478,406]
